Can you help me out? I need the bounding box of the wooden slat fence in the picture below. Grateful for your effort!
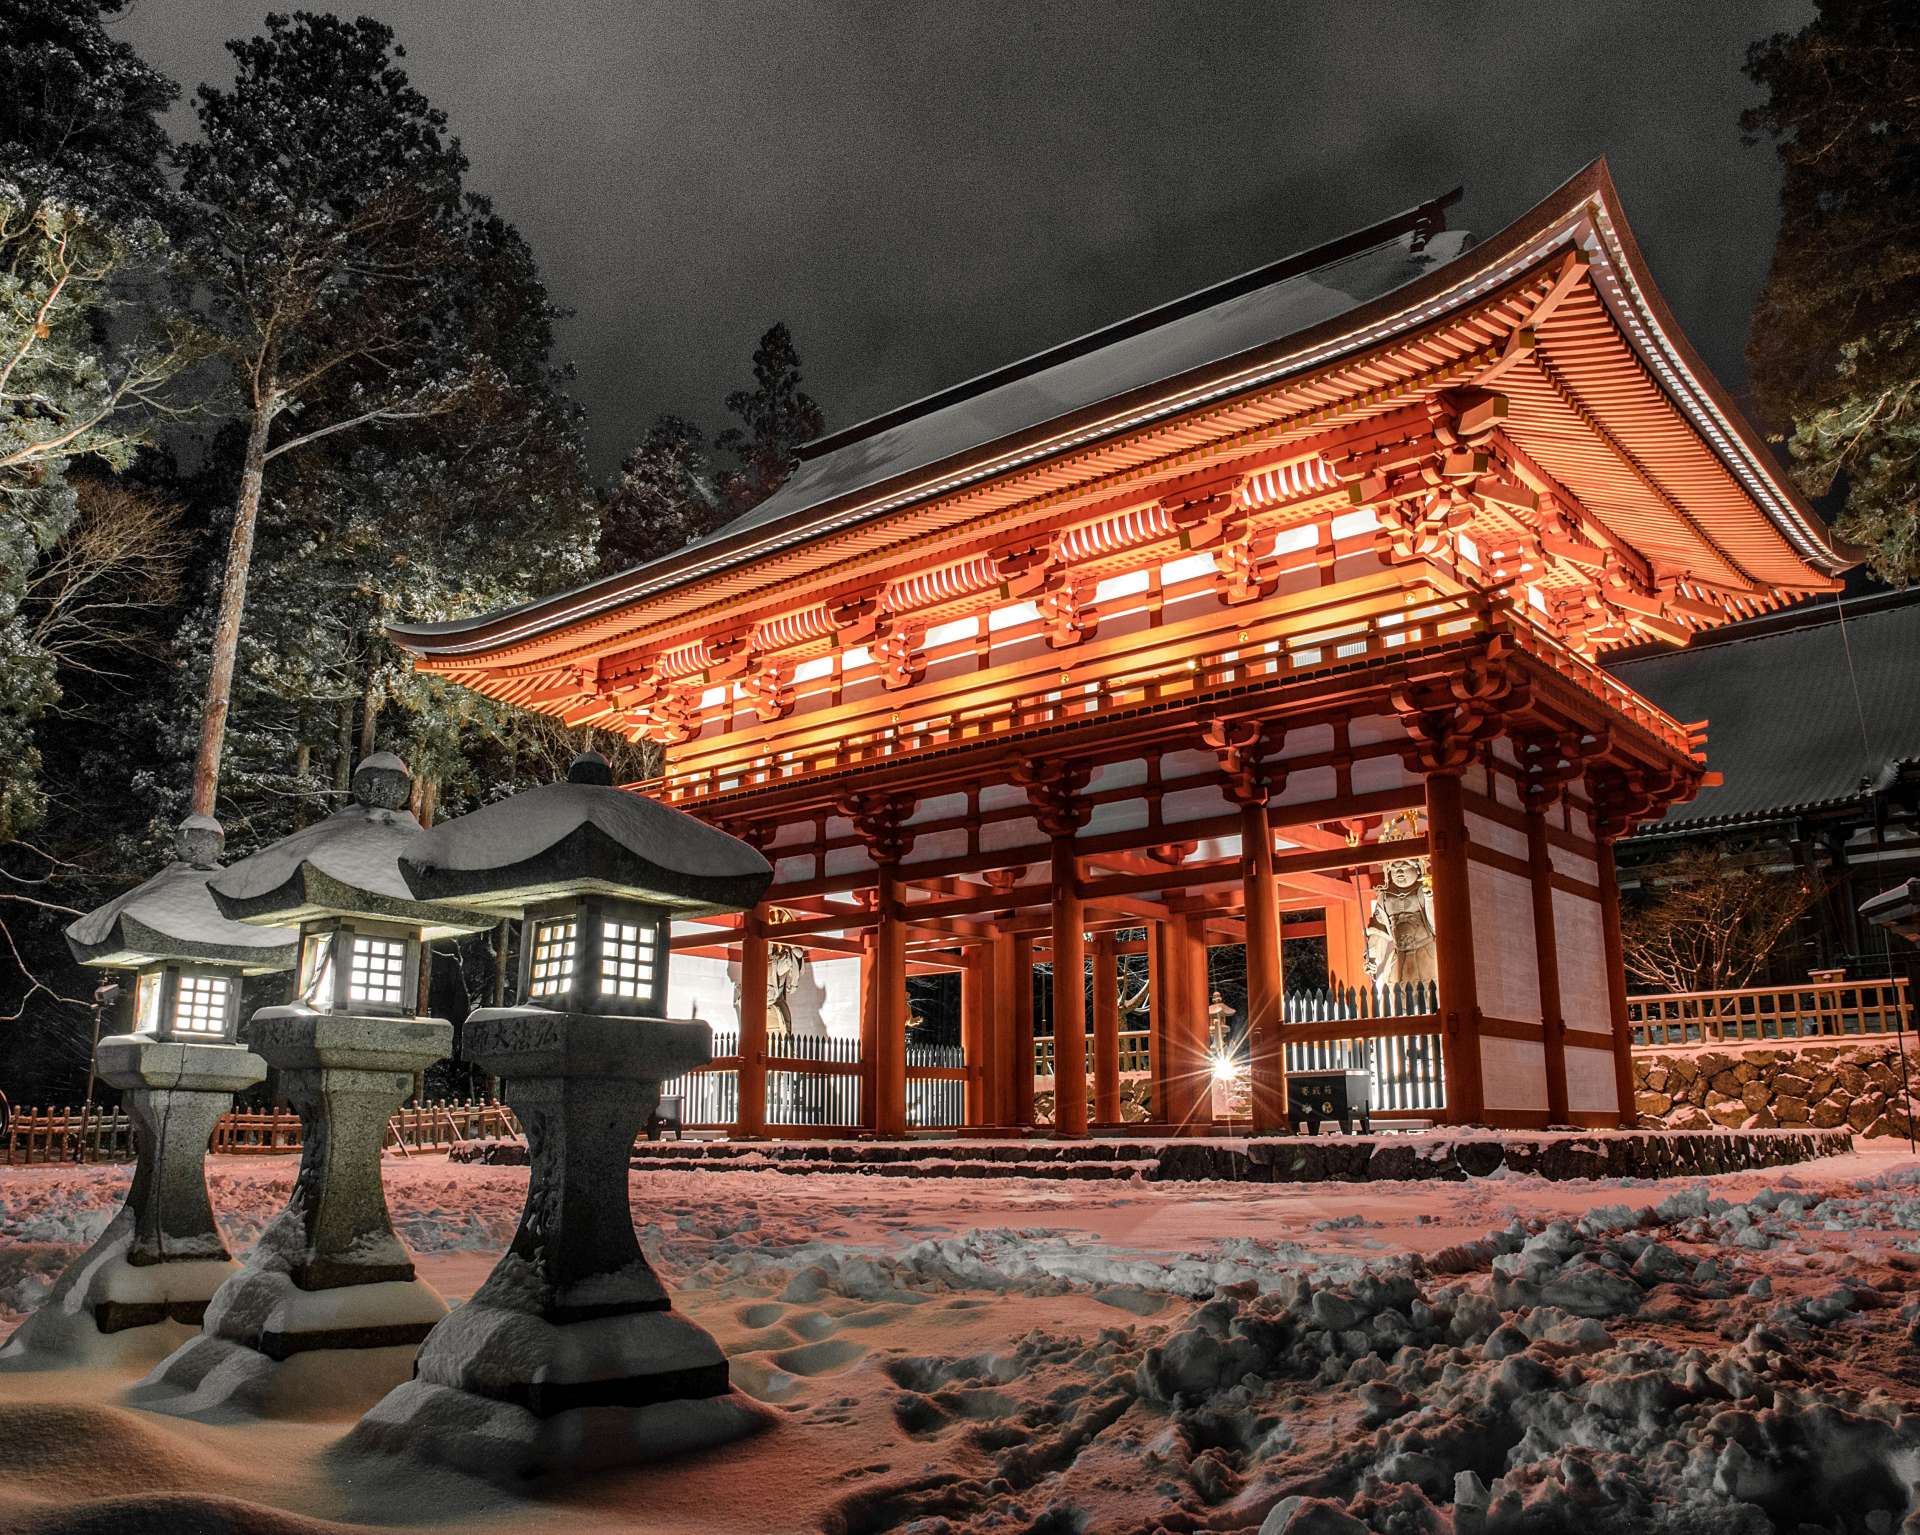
[3,1098,520,1165]
[0,1105,135,1165]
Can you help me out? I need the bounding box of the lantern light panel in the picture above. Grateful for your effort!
[127,961,244,1043]
[294,918,422,1016]
[516,896,669,1015]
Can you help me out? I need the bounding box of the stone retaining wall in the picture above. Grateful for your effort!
[1634,1038,1919,1139]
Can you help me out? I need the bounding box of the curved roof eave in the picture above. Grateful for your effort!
[389,158,1844,664]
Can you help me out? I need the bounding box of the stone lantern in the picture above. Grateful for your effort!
[0,818,290,1365]
[346,751,773,1477]
[1862,878,1920,947]
[132,755,488,1416]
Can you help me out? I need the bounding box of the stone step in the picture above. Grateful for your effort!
[459,1126,1857,1182]
[627,1138,1160,1165]
[628,1155,1141,1181]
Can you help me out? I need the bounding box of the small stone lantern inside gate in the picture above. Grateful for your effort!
[347,751,773,1477]
[131,755,489,1417]
[1,817,289,1365]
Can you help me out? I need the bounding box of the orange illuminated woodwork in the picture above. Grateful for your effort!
[392,162,1847,1138]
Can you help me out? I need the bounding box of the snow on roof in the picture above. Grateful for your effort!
[209,756,491,934]
[711,219,1472,546]
[385,188,1472,655]
[401,754,771,916]
[66,860,297,971]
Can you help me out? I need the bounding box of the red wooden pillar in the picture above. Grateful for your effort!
[737,907,770,1138]
[1596,837,1635,1127]
[960,946,987,1126]
[1091,931,1121,1127]
[1324,893,1368,992]
[1425,771,1486,1123]
[842,793,916,1138]
[1241,802,1286,1132]
[872,860,908,1136]
[1526,806,1570,1125]
[1019,762,1091,1136]
[983,933,1014,1126]
[1179,913,1214,1126]
[1050,834,1088,1138]
[1012,932,1036,1128]
[856,929,877,1131]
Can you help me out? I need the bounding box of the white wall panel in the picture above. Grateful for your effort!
[1566,1044,1619,1114]
[1481,1036,1548,1113]
[1464,811,1527,862]
[1352,754,1414,794]
[1274,765,1338,808]
[1469,862,1541,1024]
[1553,888,1611,1032]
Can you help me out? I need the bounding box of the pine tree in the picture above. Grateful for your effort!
[0,0,179,220]
[596,414,717,573]
[1745,1,1920,583]
[151,205,600,852]
[714,322,824,517]
[172,12,488,819]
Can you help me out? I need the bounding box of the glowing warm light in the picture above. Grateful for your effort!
[1210,1051,1239,1084]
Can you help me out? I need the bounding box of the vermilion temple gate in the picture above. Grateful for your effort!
[393,163,1847,1137]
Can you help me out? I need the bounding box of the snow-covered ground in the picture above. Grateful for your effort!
[2,1142,1919,1533]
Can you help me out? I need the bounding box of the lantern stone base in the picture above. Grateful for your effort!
[346,1007,764,1476]
[0,1035,264,1369]
[130,1009,451,1419]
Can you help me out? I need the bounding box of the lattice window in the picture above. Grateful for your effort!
[599,919,657,1001]
[347,935,407,1008]
[173,974,231,1035]
[528,918,578,998]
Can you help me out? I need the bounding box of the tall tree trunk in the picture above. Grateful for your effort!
[358,655,381,760]
[333,698,353,792]
[189,392,276,817]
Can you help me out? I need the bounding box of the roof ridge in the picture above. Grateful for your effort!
[792,185,1465,464]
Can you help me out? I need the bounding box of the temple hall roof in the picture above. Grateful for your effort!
[1609,589,1920,834]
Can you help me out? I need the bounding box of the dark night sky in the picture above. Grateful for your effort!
[118,1,1813,479]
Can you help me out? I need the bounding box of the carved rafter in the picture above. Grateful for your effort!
[742,659,794,723]
[874,624,926,691]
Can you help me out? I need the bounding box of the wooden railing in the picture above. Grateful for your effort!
[211,1110,303,1155]
[1033,982,1447,1116]
[1032,1028,1153,1079]
[1629,976,1913,1049]
[3,1098,520,1165]
[629,590,1698,808]
[661,1031,968,1131]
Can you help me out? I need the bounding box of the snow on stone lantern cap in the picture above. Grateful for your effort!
[399,751,773,917]
[208,753,489,937]
[64,815,296,973]
[1861,876,1920,941]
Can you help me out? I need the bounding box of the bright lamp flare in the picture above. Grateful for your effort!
[1210,1051,1240,1084]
